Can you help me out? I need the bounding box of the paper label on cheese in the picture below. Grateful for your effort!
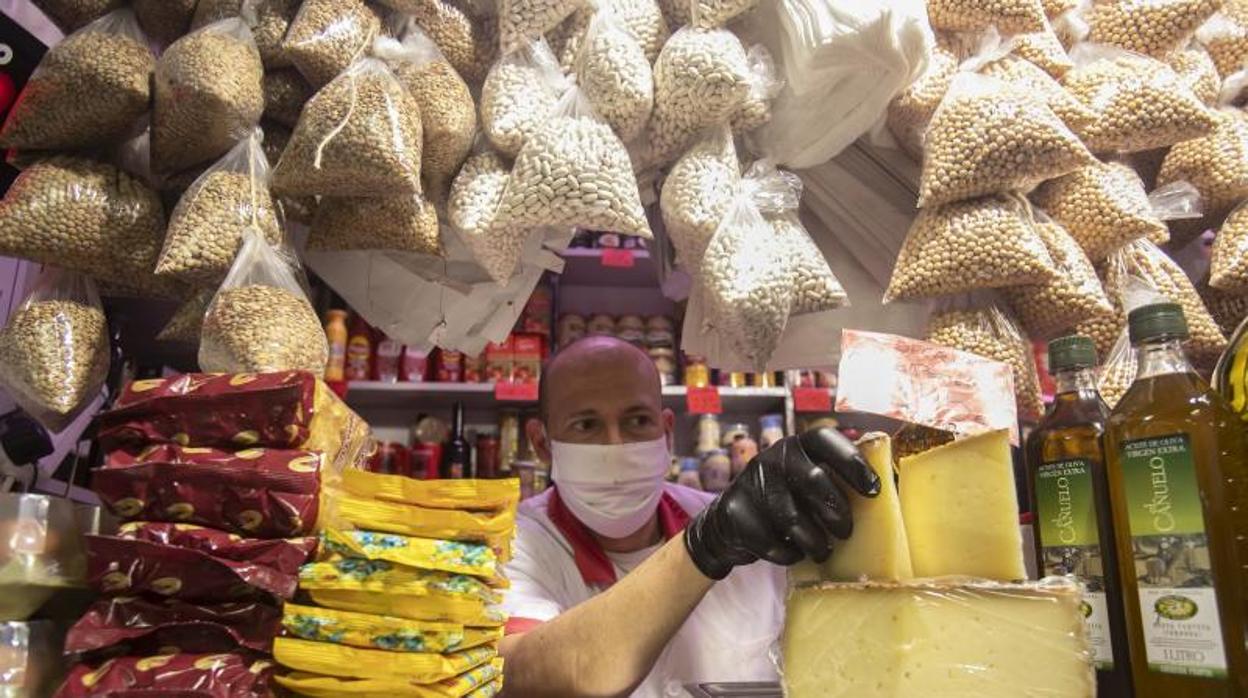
[1119,434,1228,679]
[1035,458,1115,669]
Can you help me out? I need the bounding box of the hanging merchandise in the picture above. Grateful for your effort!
[0,267,109,433]
[308,195,442,255]
[730,45,782,136]
[926,0,1048,34]
[562,0,668,64]
[480,38,566,158]
[200,230,328,374]
[1197,2,1248,77]
[1156,107,1248,235]
[29,0,122,33]
[1085,0,1222,58]
[131,0,198,45]
[499,0,586,54]
[0,8,152,151]
[1210,198,1248,290]
[574,5,654,143]
[273,56,424,198]
[1198,272,1248,335]
[403,0,498,84]
[152,17,265,174]
[1009,21,1075,78]
[886,40,958,161]
[975,53,1097,134]
[57,653,274,697]
[262,68,313,128]
[1166,45,1221,105]
[283,0,383,88]
[157,288,215,345]
[448,149,529,283]
[193,0,300,69]
[660,126,739,270]
[156,129,285,286]
[1096,277,1168,408]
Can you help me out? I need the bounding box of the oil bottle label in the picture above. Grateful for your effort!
[1119,434,1228,678]
[1036,458,1114,669]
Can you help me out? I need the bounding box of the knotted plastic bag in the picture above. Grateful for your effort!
[283,0,383,87]
[1167,46,1221,105]
[404,0,498,84]
[31,0,123,33]
[575,6,654,143]
[158,288,214,344]
[132,0,198,45]
[193,0,300,68]
[448,149,531,283]
[0,268,110,432]
[273,57,425,198]
[0,9,153,151]
[157,129,285,286]
[731,45,783,136]
[200,230,328,373]
[1156,106,1248,230]
[660,126,740,269]
[308,195,442,254]
[480,38,567,158]
[1086,0,1222,58]
[263,68,314,128]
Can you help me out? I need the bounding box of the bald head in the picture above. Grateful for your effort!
[539,336,661,419]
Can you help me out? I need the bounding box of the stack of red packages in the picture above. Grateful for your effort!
[55,372,374,697]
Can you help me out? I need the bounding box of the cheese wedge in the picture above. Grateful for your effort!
[819,433,913,581]
[898,429,1027,581]
[782,581,1095,698]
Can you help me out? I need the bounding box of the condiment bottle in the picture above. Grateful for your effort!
[324,310,348,382]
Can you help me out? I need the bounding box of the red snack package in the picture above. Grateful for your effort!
[94,447,321,537]
[54,653,273,697]
[65,597,281,655]
[117,523,315,575]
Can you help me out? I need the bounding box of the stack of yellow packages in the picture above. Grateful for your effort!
[273,469,520,697]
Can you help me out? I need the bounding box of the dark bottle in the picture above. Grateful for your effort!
[1105,304,1248,698]
[1026,335,1132,698]
[442,402,471,479]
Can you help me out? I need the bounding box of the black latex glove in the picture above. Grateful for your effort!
[684,427,881,580]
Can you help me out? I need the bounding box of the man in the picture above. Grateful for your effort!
[499,337,879,697]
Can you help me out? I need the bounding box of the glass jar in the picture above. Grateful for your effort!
[699,449,732,493]
[684,355,710,387]
[650,348,677,386]
[721,422,751,448]
[751,371,777,388]
[696,414,722,453]
[587,314,616,336]
[719,371,748,388]
[759,414,784,449]
[676,457,703,490]
[645,315,675,348]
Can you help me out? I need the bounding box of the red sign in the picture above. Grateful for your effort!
[600,248,635,268]
[495,381,539,402]
[792,387,833,413]
[686,386,723,414]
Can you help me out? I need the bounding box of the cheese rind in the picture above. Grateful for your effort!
[819,433,913,581]
[782,581,1095,698]
[898,429,1027,581]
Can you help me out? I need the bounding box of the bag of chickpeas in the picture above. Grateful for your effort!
[0,268,110,433]
[1096,276,1167,408]
[200,230,328,374]
[480,38,568,158]
[0,9,153,152]
[1156,107,1248,235]
[926,0,1048,34]
[1210,198,1248,292]
[156,129,286,286]
[1085,0,1221,59]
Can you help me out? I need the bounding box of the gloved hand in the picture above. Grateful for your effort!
[684,427,881,580]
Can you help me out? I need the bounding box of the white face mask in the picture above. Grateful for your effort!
[550,436,671,539]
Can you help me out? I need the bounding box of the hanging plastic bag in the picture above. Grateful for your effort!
[1061,43,1218,153]
[448,149,532,283]
[30,0,122,33]
[1210,198,1248,290]
[1086,0,1222,58]
[660,126,740,270]
[608,0,669,63]
[0,268,109,433]
[309,195,442,254]
[1197,6,1248,77]
[927,0,1048,33]
[378,30,477,204]
[480,38,567,158]
[1167,46,1221,105]
[404,0,498,84]
[158,288,214,344]
[1096,276,1168,407]
[1198,271,1248,335]
[200,230,329,373]
[193,0,300,68]
[926,297,1046,421]
[977,52,1097,132]
[575,5,654,143]
[283,0,383,87]
[1009,21,1076,77]
[500,0,587,54]
[1001,212,1115,339]
[731,45,783,136]
[647,27,751,166]
[157,129,285,286]
[886,41,960,161]
[273,57,424,198]
[491,82,652,239]
[258,121,319,224]
[1157,106,1248,230]
[153,17,265,174]
[918,71,1095,208]
[885,194,1058,303]
[0,9,152,151]
[1032,160,1200,260]
[263,68,313,128]
[132,0,198,45]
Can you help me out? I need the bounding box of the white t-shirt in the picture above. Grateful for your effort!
[502,484,787,698]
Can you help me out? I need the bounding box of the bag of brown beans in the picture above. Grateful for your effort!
[0,268,109,433]
[918,71,1095,208]
[258,121,319,224]
[31,0,123,33]
[156,130,286,286]
[193,0,300,68]
[272,56,425,198]
[157,288,214,344]
[403,0,499,84]
[284,0,384,87]
[885,194,1058,303]
[0,9,153,152]
[308,195,442,254]
[200,230,329,374]
[153,17,266,174]
[132,0,198,45]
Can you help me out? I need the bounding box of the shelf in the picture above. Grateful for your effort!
[661,386,788,414]
[557,248,659,288]
[344,381,789,413]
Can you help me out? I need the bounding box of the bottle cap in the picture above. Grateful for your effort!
[1128,303,1189,344]
[1047,335,1097,371]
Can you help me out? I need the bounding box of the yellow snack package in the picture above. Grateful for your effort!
[320,528,500,582]
[273,637,495,683]
[282,603,503,653]
[307,379,376,478]
[273,658,504,698]
[298,558,502,604]
[468,677,503,698]
[308,588,508,627]
[323,491,516,556]
[341,470,520,511]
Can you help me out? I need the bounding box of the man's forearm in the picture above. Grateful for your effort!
[500,535,715,698]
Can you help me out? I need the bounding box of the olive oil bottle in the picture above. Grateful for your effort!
[1026,335,1131,697]
[1104,304,1248,698]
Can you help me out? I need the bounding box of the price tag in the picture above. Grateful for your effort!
[495,381,539,402]
[686,386,723,414]
[600,248,635,268]
[792,387,833,413]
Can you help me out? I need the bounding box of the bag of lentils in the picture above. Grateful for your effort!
[262,68,314,128]
[30,0,123,33]
[132,0,198,45]
[193,0,300,68]
[308,195,442,254]
[158,288,215,344]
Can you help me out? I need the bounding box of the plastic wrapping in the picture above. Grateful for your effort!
[926,0,1049,33]
[157,130,285,286]
[319,529,500,580]
[0,269,109,433]
[575,7,654,143]
[448,149,529,283]
[341,469,520,510]
[660,126,740,269]
[274,56,425,198]
[404,0,498,84]
[65,596,282,655]
[886,40,959,161]
[1010,22,1076,77]
[1062,44,1218,153]
[499,0,585,54]
[480,38,567,158]
[55,652,273,697]
[1156,107,1248,229]
[194,0,299,68]
[1086,0,1222,57]
[595,0,668,63]
[0,619,63,695]
[978,53,1097,133]
[1002,214,1115,339]
[1198,271,1248,334]
[885,194,1057,303]
[157,288,213,345]
[283,0,382,87]
[297,560,499,604]
[281,602,502,653]
[1197,4,1248,76]
[322,492,516,548]
[275,661,503,698]
[262,68,313,128]
[781,579,1094,698]
[926,299,1046,421]
[730,45,782,135]
[918,72,1094,207]
[309,194,442,254]
[1211,198,1248,290]
[0,494,91,620]
[30,0,123,33]
[308,587,507,627]
[0,9,152,151]
[1096,276,1167,407]
[131,0,197,44]
[1167,46,1222,105]
[200,231,327,374]
[274,638,495,685]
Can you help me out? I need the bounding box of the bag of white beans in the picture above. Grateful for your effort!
[500,0,587,54]
[448,148,530,283]
[731,45,783,136]
[480,38,568,158]
[660,126,740,269]
[574,7,654,143]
